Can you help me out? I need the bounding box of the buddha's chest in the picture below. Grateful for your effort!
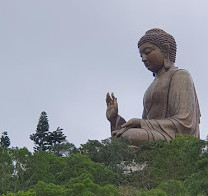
[143,76,170,119]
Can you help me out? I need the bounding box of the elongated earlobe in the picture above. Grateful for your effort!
[163,43,171,69]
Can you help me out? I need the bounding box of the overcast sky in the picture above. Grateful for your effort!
[0,0,207,151]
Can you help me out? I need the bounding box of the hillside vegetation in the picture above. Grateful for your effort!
[0,134,207,196]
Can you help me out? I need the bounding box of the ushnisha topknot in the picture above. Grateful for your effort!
[138,28,177,63]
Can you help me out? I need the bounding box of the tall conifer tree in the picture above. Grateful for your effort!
[30,111,49,151]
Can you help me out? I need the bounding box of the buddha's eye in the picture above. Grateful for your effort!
[144,49,152,55]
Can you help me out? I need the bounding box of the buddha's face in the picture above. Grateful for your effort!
[139,42,164,73]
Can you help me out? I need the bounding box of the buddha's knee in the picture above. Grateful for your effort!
[121,128,169,146]
[121,128,149,146]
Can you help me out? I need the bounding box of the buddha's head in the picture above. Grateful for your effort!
[138,28,177,73]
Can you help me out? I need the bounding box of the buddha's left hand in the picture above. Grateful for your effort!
[121,118,141,128]
[112,128,129,137]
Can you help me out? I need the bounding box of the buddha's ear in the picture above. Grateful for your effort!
[163,43,171,69]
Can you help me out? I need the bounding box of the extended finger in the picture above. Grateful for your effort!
[111,93,116,102]
[114,98,118,111]
[106,92,112,105]
[111,92,116,100]
[111,93,118,107]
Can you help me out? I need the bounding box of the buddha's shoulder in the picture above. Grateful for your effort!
[171,68,193,81]
[175,68,191,75]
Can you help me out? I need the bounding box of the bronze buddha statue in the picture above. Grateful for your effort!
[106,28,200,146]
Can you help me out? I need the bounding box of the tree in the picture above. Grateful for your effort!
[30,112,71,153]
[48,127,66,146]
[48,142,78,157]
[2,176,119,196]
[152,134,206,185]
[9,147,33,192]
[57,154,119,186]
[25,151,65,186]
[47,126,76,157]
[139,188,167,196]
[30,111,49,151]
[79,139,103,162]
[184,158,208,196]
[157,180,188,196]
[0,147,13,194]
[80,137,135,168]
[0,131,10,148]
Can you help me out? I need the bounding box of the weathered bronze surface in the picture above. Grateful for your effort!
[106,28,200,146]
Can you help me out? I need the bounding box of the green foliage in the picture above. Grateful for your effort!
[80,137,136,177]
[3,174,119,196]
[115,134,207,192]
[119,182,188,196]
[0,147,14,194]
[1,134,208,195]
[30,111,50,151]
[35,181,68,196]
[64,173,118,196]
[80,137,134,165]
[0,147,33,193]
[35,175,118,196]
[48,142,78,157]
[123,140,165,189]
[118,186,141,196]
[139,188,167,196]
[152,134,206,185]
[79,140,103,162]
[9,147,33,192]
[79,135,208,193]
[0,131,11,148]
[99,137,135,166]
[0,148,119,195]
[157,180,188,196]
[0,147,64,194]
[2,189,36,196]
[47,127,66,146]
[184,158,208,196]
[30,111,71,156]
[58,153,119,186]
[27,151,59,184]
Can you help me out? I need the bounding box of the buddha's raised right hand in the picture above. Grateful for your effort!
[106,92,118,123]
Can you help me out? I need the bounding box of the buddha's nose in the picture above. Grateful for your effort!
[142,54,147,62]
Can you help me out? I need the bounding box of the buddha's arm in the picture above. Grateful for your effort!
[110,115,126,135]
[142,108,147,119]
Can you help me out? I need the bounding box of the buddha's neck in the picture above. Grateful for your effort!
[155,65,176,77]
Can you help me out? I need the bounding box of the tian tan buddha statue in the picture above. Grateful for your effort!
[106,28,200,146]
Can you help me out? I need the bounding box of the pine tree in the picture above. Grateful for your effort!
[0,131,10,148]
[47,127,70,156]
[30,111,49,151]
[48,127,66,146]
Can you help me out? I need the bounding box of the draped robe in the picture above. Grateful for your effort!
[111,67,200,142]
